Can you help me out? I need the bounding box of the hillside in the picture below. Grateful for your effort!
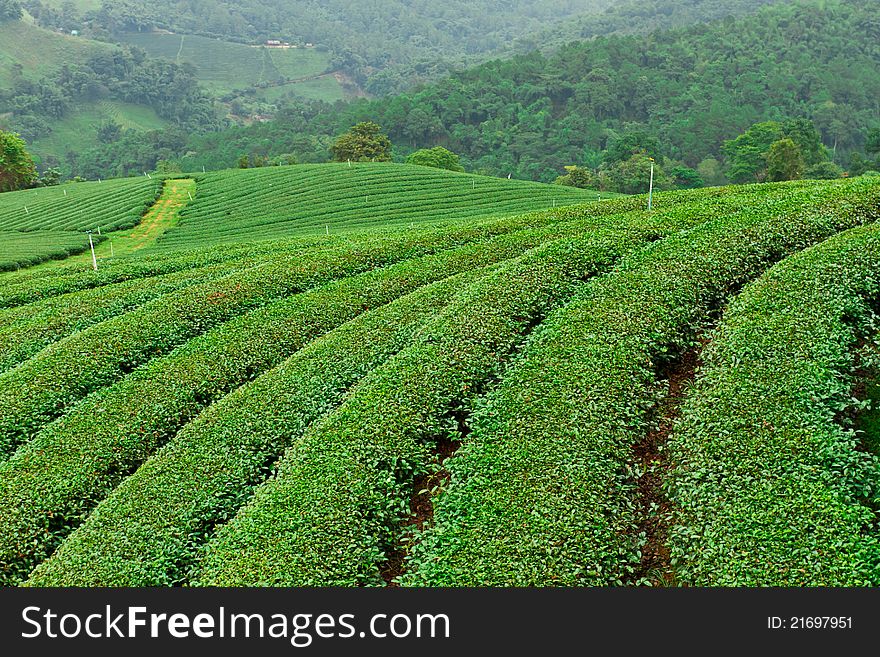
[0,176,162,269]
[0,174,878,589]
[168,0,880,182]
[0,163,610,268]
[153,163,614,251]
[0,18,212,166]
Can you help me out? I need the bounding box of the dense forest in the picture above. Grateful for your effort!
[21,0,787,93]
[5,0,878,184]
[112,0,877,184]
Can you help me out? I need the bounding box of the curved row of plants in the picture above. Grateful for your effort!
[667,222,880,585]
[0,219,660,586]
[26,269,486,586]
[0,181,764,454]
[400,178,880,586]
[0,224,539,454]
[0,177,162,233]
[189,231,641,585]
[3,182,800,585]
[0,257,267,373]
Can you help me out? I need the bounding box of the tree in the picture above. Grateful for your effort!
[696,157,726,187]
[0,0,22,22]
[0,130,37,192]
[406,146,464,172]
[765,138,804,182]
[603,153,672,195]
[555,165,595,189]
[330,122,392,162]
[39,167,62,186]
[804,161,842,180]
[669,165,703,189]
[782,118,827,167]
[604,130,663,165]
[867,128,880,157]
[722,121,783,183]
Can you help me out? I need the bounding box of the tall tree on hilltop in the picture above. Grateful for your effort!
[330,122,392,163]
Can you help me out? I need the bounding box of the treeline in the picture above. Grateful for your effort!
[107,0,874,184]
[20,0,786,95]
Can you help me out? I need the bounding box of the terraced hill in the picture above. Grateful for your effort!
[0,177,162,270]
[0,164,608,269]
[115,33,344,102]
[153,163,613,251]
[0,175,878,588]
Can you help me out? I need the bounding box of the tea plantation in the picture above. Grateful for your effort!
[0,165,878,587]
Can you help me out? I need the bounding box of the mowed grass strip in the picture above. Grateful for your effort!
[401,178,880,586]
[26,268,487,586]
[190,230,658,586]
[667,223,880,586]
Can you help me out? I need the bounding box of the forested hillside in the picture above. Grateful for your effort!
[169,0,879,182]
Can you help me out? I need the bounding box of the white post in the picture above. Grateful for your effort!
[97,226,101,236]
[472,179,475,189]
[648,158,655,211]
[203,166,206,173]
[64,188,67,196]
[325,225,329,236]
[24,206,28,214]
[88,232,98,271]
[348,159,351,168]
[188,192,193,201]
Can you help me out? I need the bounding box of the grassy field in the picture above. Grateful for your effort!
[28,102,168,163]
[115,32,343,101]
[152,163,616,250]
[1,171,879,588]
[0,21,111,86]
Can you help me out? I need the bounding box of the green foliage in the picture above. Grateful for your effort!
[0,175,161,269]
[158,1,880,184]
[39,167,61,186]
[602,154,673,195]
[0,0,22,22]
[0,171,871,587]
[668,220,880,585]
[722,121,783,183]
[866,128,880,156]
[669,166,704,189]
[330,122,392,163]
[804,160,843,180]
[0,130,37,192]
[555,165,595,189]
[152,163,610,251]
[406,147,464,172]
[403,178,880,586]
[192,233,649,586]
[604,131,664,165]
[0,196,660,585]
[765,138,804,182]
